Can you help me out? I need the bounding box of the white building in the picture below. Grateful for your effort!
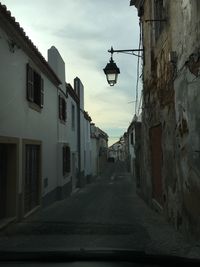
[48,46,74,202]
[0,5,61,222]
[108,135,127,162]
[74,77,85,187]
[0,3,109,228]
[66,83,79,192]
[84,112,92,182]
[127,122,136,175]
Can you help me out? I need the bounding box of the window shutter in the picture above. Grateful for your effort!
[59,95,62,120]
[40,77,44,108]
[26,64,34,102]
[61,98,66,122]
[63,99,67,121]
[66,146,71,173]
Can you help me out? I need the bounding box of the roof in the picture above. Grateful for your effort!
[0,3,61,86]
[97,127,108,140]
[90,124,108,140]
[129,0,143,8]
[84,111,92,122]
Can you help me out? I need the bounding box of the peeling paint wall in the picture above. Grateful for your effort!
[172,0,200,237]
[138,0,200,238]
[140,0,177,212]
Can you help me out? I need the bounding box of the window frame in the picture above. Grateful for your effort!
[58,95,67,122]
[26,64,44,108]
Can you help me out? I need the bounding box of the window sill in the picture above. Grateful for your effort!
[28,102,42,113]
[59,119,66,125]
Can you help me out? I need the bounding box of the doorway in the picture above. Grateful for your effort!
[24,144,41,214]
[0,143,17,221]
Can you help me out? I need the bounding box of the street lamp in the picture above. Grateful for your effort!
[103,56,120,86]
[103,46,143,86]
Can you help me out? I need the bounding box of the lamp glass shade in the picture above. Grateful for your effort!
[103,57,120,86]
[106,73,118,86]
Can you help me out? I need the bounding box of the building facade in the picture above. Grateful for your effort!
[0,3,109,227]
[91,124,108,177]
[131,0,200,237]
[66,83,80,192]
[127,121,136,176]
[84,112,92,182]
[0,4,61,222]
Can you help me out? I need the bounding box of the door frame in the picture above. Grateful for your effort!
[149,124,163,207]
[0,136,19,224]
[22,139,42,218]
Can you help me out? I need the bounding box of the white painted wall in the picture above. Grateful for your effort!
[91,124,98,176]
[84,117,92,176]
[48,47,71,188]
[91,138,98,176]
[48,46,66,92]
[74,78,85,175]
[0,27,58,197]
[66,93,78,189]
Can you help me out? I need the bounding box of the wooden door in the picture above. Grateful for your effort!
[24,145,40,214]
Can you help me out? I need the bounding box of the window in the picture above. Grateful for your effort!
[63,146,70,175]
[154,0,165,40]
[71,104,75,130]
[26,64,44,108]
[59,95,67,122]
[131,132,134,145]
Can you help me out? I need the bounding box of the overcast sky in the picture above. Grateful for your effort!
[1,0,141,145]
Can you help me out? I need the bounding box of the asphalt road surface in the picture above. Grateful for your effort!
[0,161,200,258]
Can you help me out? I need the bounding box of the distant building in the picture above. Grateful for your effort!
[84,111,92,183]
[127,116,141,186]
[108,136,128,163]
[66,83,80,191]
[91,124,108,177]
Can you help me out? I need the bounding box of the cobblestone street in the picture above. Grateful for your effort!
[0,161,200,259]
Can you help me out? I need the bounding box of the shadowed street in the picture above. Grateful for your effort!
[0,162,199,258]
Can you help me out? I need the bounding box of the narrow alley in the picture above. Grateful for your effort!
[0,161,200,258]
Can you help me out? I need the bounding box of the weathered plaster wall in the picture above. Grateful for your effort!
[170,0,200,237]
[140,0,177,211]
[140,0,200,237]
